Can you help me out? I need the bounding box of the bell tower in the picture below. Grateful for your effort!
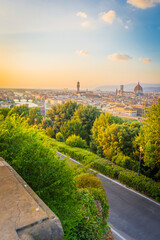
[77,81,80,93]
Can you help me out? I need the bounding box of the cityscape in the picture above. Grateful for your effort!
[0,82,159,120]
[0,0,160,240]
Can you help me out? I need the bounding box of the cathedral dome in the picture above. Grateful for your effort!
[134,82,143,95]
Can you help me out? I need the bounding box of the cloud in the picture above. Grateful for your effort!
[76,50,89,56]
[143,57,151,63]
[125,25,129,29]
[108,53,132,61]
[127,0,160,9]
[117,17,123,24]
[76,11,87,18]
[81,21,91,28]
[101,10,116,24]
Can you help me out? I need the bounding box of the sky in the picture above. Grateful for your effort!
[0,0,160,89]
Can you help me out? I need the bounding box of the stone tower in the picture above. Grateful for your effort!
[120,85,124,96]
[77,81,80,93]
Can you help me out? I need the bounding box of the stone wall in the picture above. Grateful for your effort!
[0,158,64,240]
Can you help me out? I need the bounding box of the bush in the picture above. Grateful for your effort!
[112,153,138,171]
[118,171,160,202]
[76,173,105,190]
[0,115,110,239]
[45,126,57,138]
[66,135,87,148]
[73,173,109,240]
[65,188,108,240]
[49,139,160,202]
[56,132,64,142]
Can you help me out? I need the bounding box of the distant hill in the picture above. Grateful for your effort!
[95,83,160,92]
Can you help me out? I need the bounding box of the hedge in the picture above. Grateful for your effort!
[0,115,109,239]
[49,139,160,202]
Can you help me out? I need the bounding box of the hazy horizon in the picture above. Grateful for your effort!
[0,0,160,89]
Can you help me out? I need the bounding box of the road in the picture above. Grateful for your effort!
[57,151,160,240]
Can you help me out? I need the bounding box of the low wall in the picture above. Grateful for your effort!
[0,157,64,240]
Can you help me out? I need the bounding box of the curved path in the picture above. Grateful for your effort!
[57,152,160,240]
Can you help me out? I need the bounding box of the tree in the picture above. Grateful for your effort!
[90,112,124,155]
[41,117,53,129]
[0,108,10,118]
[47,101,78,130]
[56,132,64,142]
[45,126,57,138]
[91,112,140,159]
[73,104,100,142]
[60,119,87,140]
[27,108,42,125]
[10,105,29,117]
[139,100,160,180]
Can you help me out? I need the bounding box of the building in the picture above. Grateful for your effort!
[116,83,143,96]
[77,81,80,93]
[134,82,143,96]
[116,85,125,96]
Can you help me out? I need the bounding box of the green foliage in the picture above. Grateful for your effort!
[0,115,109,239]
[77,174,105,191]
[0,115,76,206]
[0,107,10,118]
[91,112,140,160]
[45,126,57,138]
[27,108,42,125]
[67,173,109,240]
[0,105,42,126]
[66,135,87,148]
[138,100,160,180]
[64,188,108,240]
[60,119,87,140]
[10,105,30,117]
[112,153,138,171]
[91,112,124,154]
[49,139,160,202]
[96,123,136,159]
[47,100,78,130]
[41,117,53,129]
[73,104,100,142]
[118,171,160,201]
[56,132,65,142]
[41,117,58,138]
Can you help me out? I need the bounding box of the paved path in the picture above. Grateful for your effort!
[57,151,160,240]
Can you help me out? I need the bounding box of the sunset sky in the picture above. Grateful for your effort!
[0,0,160,89]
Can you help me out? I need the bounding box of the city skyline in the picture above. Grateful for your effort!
[0,0,160,89]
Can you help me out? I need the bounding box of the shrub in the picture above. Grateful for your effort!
[66,135,87,148]
[76,173,105,190]
[56,132,64,142]
[65,188,108,240]
[49,139,160,202]
[45,126,57,138]
[118,170,160,201]
[41,117,53,129]
[112,153,138,171]
[0,115,110,239]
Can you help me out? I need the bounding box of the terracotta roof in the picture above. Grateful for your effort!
[134,82,143,92]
